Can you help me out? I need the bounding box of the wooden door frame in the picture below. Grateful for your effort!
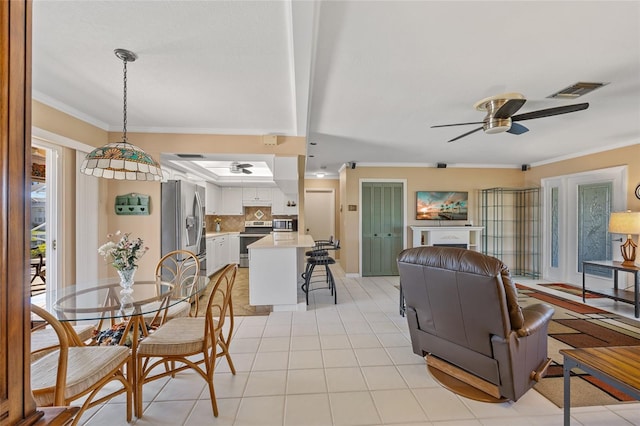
[358,179,407,277]
[1,0,40,423]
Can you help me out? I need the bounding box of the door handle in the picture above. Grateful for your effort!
[374,234,378,236]
[388,234,391,236]
[612,238,623,242]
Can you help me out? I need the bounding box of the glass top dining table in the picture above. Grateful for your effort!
[45,277,209,323]
[34,275,210,420]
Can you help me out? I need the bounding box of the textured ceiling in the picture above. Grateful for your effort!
[32,1,640,180]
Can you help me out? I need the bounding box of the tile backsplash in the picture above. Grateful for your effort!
[206,207,274,232]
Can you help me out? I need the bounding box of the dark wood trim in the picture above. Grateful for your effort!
[1,0,38,423]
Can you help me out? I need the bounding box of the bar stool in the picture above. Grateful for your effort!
[302,237,334,280]
[301,240,339,305]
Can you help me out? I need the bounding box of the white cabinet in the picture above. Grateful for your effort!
[228,234,240,264]
[220,187,243,215]
[207,234,231,275]
[206,237,216,276]
[205,182,221,215]
[274,157,298,194]
[271,188,298,215]
[215,236,228,270]
[242,187,272,205]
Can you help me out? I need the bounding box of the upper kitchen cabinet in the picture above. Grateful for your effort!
[205,182,222,215]
[242,187,272,205]
[272,188,298,215]
[274,157,298,194]
[220,187,243,215]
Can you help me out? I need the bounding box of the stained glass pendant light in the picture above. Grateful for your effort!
[80,49,162,180]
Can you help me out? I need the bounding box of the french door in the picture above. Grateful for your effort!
[543,166,627,285]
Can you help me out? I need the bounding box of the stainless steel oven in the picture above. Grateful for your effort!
[239,220,272,267]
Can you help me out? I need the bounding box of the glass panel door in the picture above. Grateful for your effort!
[577,182,612,277]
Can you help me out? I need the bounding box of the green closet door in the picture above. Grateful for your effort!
[362,182,404,276]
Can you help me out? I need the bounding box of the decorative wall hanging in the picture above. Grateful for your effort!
[115,193,150,215]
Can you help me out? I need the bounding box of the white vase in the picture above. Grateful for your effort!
[216,223,221,232]
[117,267,137,294]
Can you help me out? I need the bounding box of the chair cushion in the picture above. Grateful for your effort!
[31,324,96,361]
[137,317,207,356]
[31,345,129,406]
[142,300,191,324]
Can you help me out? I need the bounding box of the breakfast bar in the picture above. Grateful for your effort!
[248,233,315,311]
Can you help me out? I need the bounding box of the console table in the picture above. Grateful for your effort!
[561,346,640,426]
[410,226,483,250]
[582,260,640,317]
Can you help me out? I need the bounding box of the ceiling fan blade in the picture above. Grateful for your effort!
[432,121,484,128]
[511,102,589,122]
[447,126,484,143]
[242,168,252,174]
[506,122,529,135]
[237,163,252,168]
[494,99,526,119]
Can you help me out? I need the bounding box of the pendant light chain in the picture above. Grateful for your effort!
[122,57,128,142]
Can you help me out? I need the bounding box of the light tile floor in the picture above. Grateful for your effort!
[80,266,640,425]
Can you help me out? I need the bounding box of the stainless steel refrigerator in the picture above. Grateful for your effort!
[161,180,207,274]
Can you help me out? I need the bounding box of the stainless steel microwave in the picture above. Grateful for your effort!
[273,218,297,232]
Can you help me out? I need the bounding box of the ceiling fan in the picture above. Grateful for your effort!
[432,93,589,143]
[230,161,253,174]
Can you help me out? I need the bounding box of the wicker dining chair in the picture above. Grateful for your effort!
[30,304,132,425]
[135,263,238,418]
[30,317,96,362]
[145,249,201,326]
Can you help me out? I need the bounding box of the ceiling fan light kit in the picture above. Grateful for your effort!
[80,48,162,181]
[230,161,253,174]
[432,92,589,143]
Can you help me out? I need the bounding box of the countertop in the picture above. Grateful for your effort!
[248,233,315,249]
[205,231,240,238]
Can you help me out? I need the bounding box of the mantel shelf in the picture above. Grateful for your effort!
[410,226,484,251]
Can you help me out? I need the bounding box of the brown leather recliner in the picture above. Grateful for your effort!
[397,246,554,402]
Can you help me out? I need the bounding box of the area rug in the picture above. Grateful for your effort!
[517,284,640,408]
[538,282,602,299]
[193,267,270,317]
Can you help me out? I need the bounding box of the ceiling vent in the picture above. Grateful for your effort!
[547,82,607,99]
[175,154,205,159]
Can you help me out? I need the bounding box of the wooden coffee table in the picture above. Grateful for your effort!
[560,346,640,425]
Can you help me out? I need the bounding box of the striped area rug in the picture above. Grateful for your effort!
[517,284,640,408]
[538,282,602,299]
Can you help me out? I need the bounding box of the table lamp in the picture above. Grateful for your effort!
[608,211,640,266]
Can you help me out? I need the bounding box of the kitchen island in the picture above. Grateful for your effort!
[248,233,315,311]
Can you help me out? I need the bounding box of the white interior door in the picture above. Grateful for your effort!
[304,189,335,241]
